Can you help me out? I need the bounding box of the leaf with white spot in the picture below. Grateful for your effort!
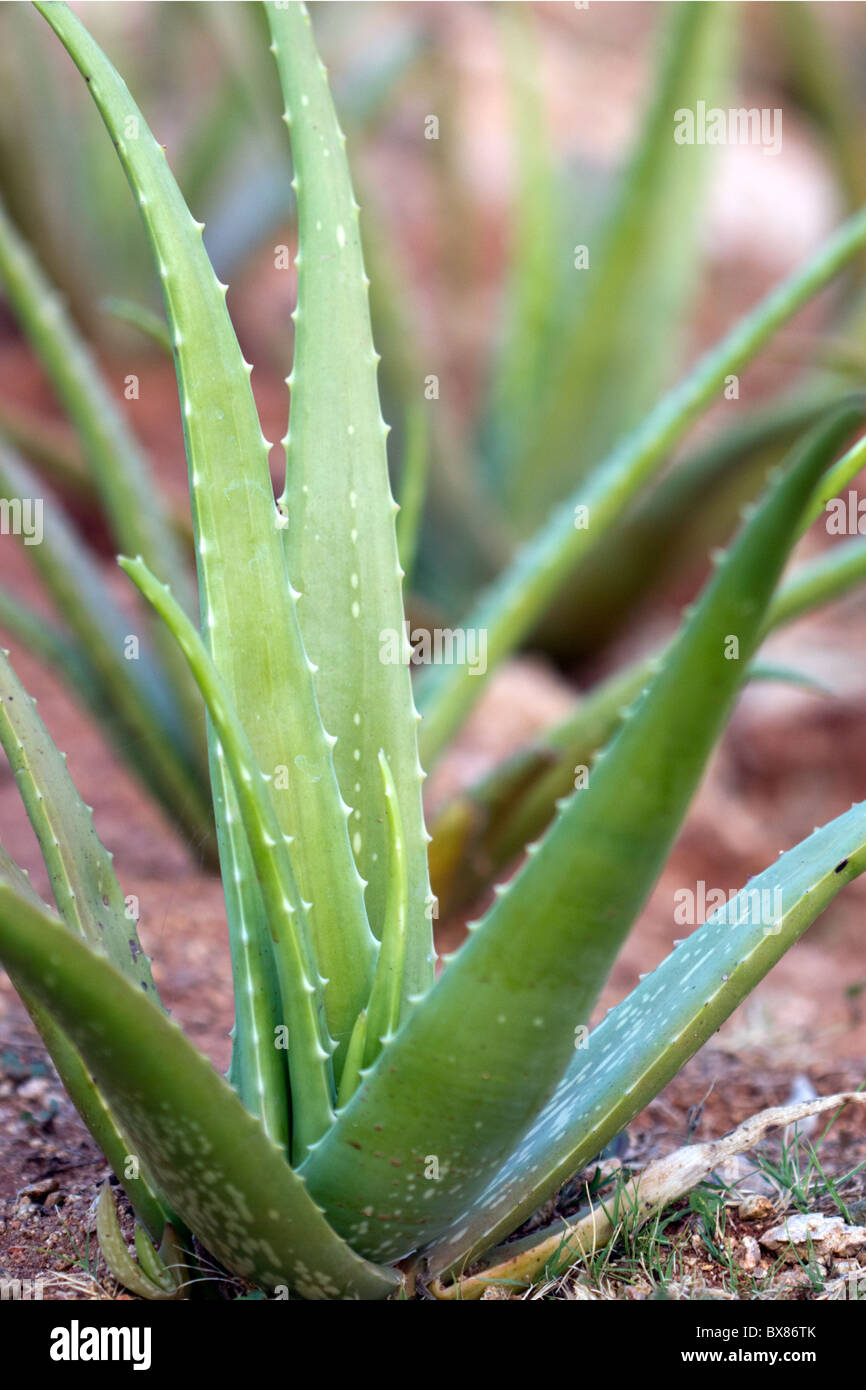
[426,800,866,1278]
[300,405,862,1262]
[37,2,376,1111]
[0,841,170,1237]
[267,2,435,1006]
[0,884,399,1300]
[122,556,334,1162]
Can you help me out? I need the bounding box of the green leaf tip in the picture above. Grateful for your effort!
[97,1184,183,1301]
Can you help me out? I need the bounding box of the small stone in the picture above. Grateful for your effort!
[18,1177,59,1204]
[772,1267,813,1298]
[738,1193,775,1221]
[741,1235,761,1271]
[760,1213,866,1261]
[17,1077,53,1104]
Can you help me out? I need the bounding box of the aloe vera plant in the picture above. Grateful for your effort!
[2,1,866,1301]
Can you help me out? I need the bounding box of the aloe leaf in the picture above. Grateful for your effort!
[557,318,864,661]
[497,2,733,528]
[362,751,409,1070]
[431,521,866,919]
[800,426,866,532]
[218,803,288,1147]
[748,662,831,695]
[777,1,866,214]
[0,643,160,999]
[0,441,212,849]
[98,295,172,353]
[36,1,376,1092]
[121,556,334,1160]
[0,583,193,781]
[425,799,866,1279]
[481,0,557,500]
[0,586,87,685]
[769,535,866,628]
[336,1009,368,1112]
[0,885,399,1300]
[0,399,195,552]
[416,208,866,765]
[300,405,858,1261]
[395,403,430,587]
[0,195,199,674]
[0,397,85,491]
[0,844,169,1236]
[96,1185,179,1301]
[537,387,837,658]
[267,0,436,1004]
[132,1216,182,1296]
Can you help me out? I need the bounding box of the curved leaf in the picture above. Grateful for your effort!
[426,799,866,1278]
[0,844,169,1236]
[300,406,861,1262]
[0,884,399,1300]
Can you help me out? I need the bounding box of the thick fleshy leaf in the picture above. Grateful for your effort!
[267,1,435,1005]
[121,556,334,1159]
[0,844,169,1236]
[300,405,861,1262]
[0,885,399,1300]
[0,644,159,998]
[36,1,375,1113]
[361,751,409,1069]
[425,799,866,1277]
[430,520,866,919]
[95,1185,180,1300]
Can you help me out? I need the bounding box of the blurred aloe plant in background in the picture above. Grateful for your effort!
[0,1,865,1302]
